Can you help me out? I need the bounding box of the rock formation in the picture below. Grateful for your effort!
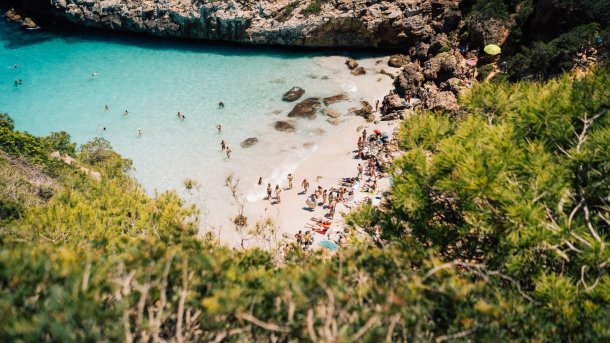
[2,0,462,48]
[282,87,305,102]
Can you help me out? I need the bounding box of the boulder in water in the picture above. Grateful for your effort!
[274,121,296,132]
[5,8,22,22]
[323,93,348,106]
[22,17,39,29]
[282,87,305,102]
[288,98,321,119]
[240,137,259,148]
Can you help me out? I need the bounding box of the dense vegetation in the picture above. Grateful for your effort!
[1,64,608,340]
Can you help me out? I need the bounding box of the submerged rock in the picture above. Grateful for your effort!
[240,137,259,148]
[282,87,305,102]
[322,108,341,118]
[274,121,296,132]
[288,98,321,119]
[323,94,348,106]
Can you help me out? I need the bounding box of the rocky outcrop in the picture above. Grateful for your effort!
[3,0,462,48]
[282,87,305,102]
[388,54,409,68]
[288,98,321,119]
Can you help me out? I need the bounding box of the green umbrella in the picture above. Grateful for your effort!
[484,44,502,56]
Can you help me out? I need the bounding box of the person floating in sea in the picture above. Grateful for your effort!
[138,128,143,137]
[123,110,129,116]
[275,185,282,203]
[218,101,225,109]
[14,79,23,86]
[216,124,222,133]
[267,183,272,201]
[302,179,310,194]
[104,105,109,112]
[9,65,18,69]
[258,177,263,186]
[225,146,231,159]
[221,140,226,151]
[287,174,293,189]
[177,112,186,120]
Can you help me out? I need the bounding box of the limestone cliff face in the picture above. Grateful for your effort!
[3,0,461,48]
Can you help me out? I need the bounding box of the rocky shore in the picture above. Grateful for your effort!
[2,0,462,48]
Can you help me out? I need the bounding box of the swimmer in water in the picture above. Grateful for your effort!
[92,71,98,77]
[225,146,231,159]
[104,105,109,112]
[123,110,128,116]
[138,128,143,136]
[218,101,225,109]
[9,65,18,69]
[221,140,226,150]
[216,124,222,133]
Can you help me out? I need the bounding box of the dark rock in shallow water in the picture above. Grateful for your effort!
[288,98,321,119]
[323,94,348,106]
[240,137,259,148]
[274,121,296,132]
[282,87,305,102]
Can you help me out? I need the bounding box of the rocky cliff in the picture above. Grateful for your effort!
[2,0,461,48]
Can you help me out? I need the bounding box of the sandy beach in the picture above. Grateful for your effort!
[207,56,401,248]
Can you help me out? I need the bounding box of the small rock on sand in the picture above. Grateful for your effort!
[345,58,358,70]
[351,67,366,76]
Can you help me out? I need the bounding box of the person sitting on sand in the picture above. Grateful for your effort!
[302,179,309,194]
[275,185,282,203]
[267,183,272,201]
[322,189,328,205]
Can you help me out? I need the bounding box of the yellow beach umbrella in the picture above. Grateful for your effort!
[484,44,502,56]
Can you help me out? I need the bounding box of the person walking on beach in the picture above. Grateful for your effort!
[357,163,363,180]
[226,146,231,159]
[221,140,226,151]
[267,183,272,201]
[275,185,282,203]
[362,129,367,142]
[258,177,263,186]
[287,174,293,189]
[375,100,380,112]
[302,179,309,194]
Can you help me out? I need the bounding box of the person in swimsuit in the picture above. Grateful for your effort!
[258,177,263,185]
[123,110,129,116]
[275,185,282,203]
[104,105,109,112]
[216,124,222,133]
[225,146,231,159]
[267,183,272,201]
[218,101,225,109]
[287,174,293,189]
[221,140,226,151]
[302,179,309,194]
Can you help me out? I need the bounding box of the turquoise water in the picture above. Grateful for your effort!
[0,19,379,233]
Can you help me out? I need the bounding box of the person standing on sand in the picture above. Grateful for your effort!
[221,140,226,150]
[375,100,380,112]
[362,129,367,142]
[275,185,282,203]
[287,174,293,189]
[302,179,309,194]
[357,163,364,180]
[226,147,231,159]
[258,177,263,185]
[267,183,272,201]
[322,189,328,205]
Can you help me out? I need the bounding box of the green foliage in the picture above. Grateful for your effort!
[275,1,299,22]
[472,0,510,21]
[301,0,323,16]
[79,137,133,177]
[43,131,76,156]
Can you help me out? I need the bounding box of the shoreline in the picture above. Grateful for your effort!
[206,56,400,248]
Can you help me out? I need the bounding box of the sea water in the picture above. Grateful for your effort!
[0,19,381,238]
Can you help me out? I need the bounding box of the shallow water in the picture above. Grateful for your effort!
[0,19,383,235]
